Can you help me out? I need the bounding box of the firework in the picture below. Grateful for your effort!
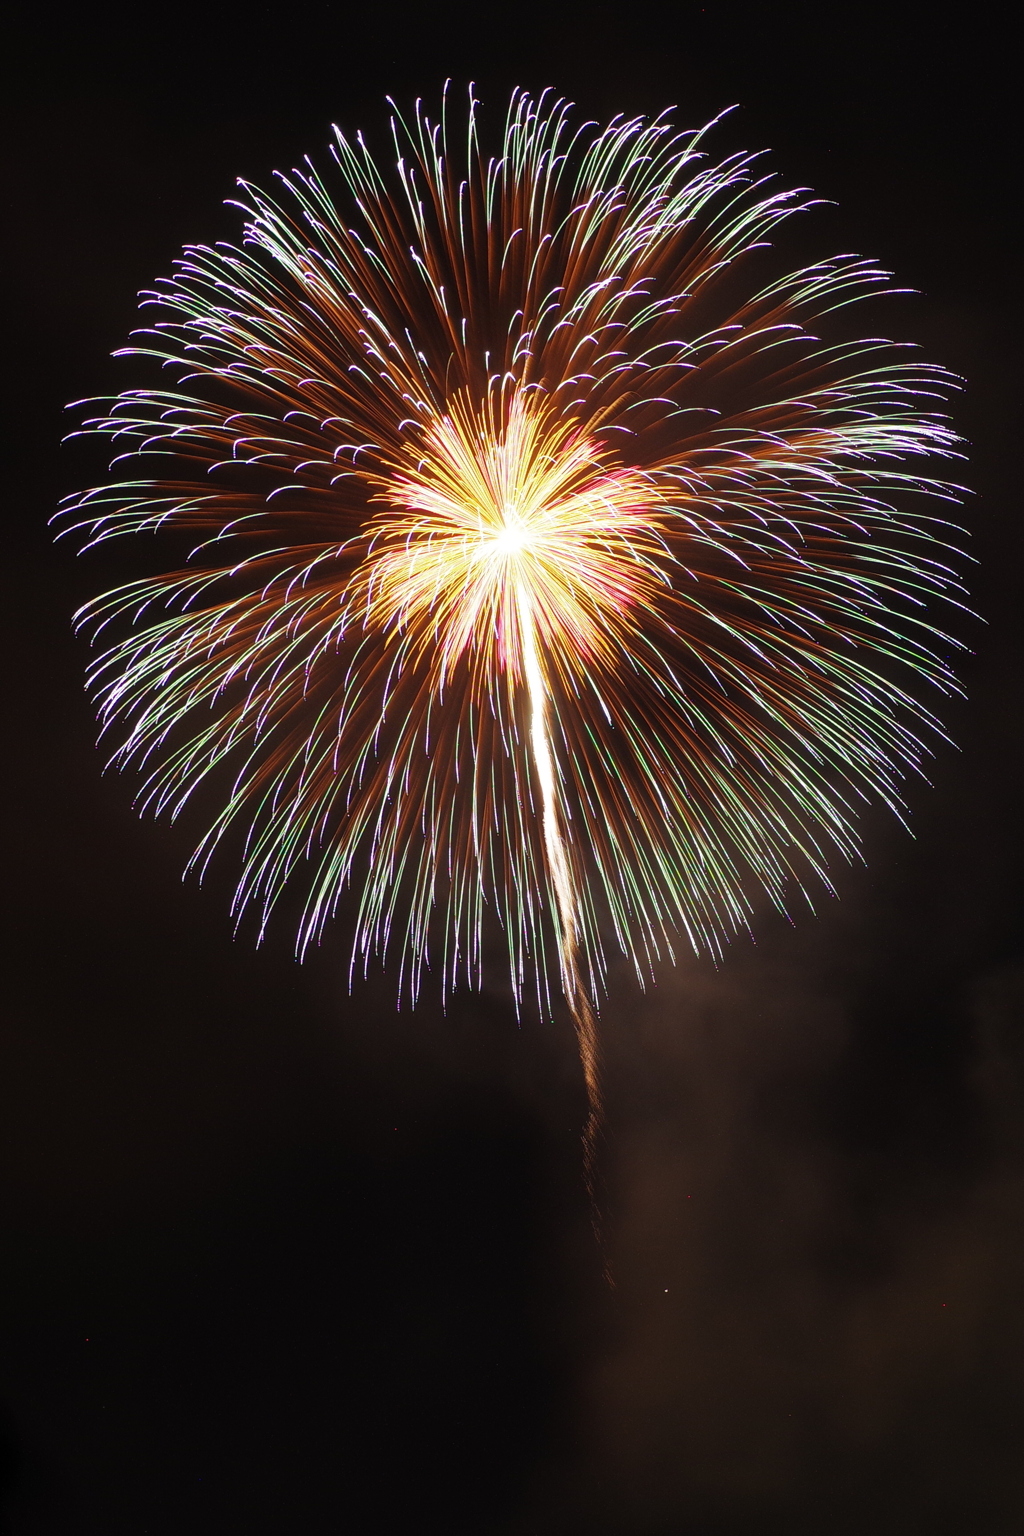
[60,88,965,1195]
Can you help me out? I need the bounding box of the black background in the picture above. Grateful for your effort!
[1,3,1020,1532]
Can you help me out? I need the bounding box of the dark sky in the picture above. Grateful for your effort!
[1,3,1020,1532]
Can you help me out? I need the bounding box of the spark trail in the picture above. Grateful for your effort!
[516,579,603,1222]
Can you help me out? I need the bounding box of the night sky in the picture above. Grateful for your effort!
[2,3,1020,1532]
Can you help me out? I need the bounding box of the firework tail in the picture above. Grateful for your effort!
[516,579,606,1254]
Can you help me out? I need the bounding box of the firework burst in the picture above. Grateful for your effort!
[60,87,965,1199]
